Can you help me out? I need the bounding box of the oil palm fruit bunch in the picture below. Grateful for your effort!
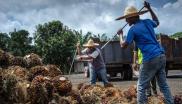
[174,95,182,104]
[0,70,19,103]
[147,96,165,104]
[81,91,101,104]
[9,56,27,67]
[58,96,72,104]
[0,49,10,68]
[28,75,53,104]
[66,90,83,104]
[78,84,92,95]
[24,53,43,68]
[46,64,62,77]
[13,80,30,104]
[123,85,137,101]
[52,75,72,96]
[104,87,123,98]
[90,85,105,97]
[7,66,27,79]
[28,65,49,81]
[0,69,4,95]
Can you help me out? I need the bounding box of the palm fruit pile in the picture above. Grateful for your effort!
[0,49,181,104]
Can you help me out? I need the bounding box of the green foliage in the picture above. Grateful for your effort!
[9,30,33,56]
[0,33,10,51]
[34,20,81,73]
[170,32,182,39]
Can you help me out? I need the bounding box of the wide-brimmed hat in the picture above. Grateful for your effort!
[115,6,148,20]
[83,39,99,47]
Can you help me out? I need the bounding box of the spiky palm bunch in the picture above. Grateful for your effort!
[90,85,105,97]
[28,75,53,104]
[28,65,49,81]
[24,53,43,68]
[52,76,72,95]
[0,70,19,103]
[13,80,30,104]
[81,91,101,104]
[46,64,62,77]
[0,49,10,68]
[66,90,83,104]
[104,87,123,98]
[147,96,165,104]
[78,84,92,95]
[9,56,27,67]
[123,85,137,101]
[7,66,27,79]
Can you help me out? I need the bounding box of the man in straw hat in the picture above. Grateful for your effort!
[76,39,111,87]
[116,1,173,104]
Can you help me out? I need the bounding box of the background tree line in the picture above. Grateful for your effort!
[0,20,181,73]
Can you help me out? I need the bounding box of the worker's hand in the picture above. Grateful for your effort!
[132,63,138,71]
[144,1,151,10]
[117,28,123,35]
[77,55,82,61]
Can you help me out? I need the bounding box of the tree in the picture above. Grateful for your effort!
[0,33,10,51]
[170,32,182,39]
[9,29,33,56]
[34,20,81,73]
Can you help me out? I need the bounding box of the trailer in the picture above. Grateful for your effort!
[74,35,182,79]
[158,34,182,75]
[100,41,133,80]
[100,34,182,79]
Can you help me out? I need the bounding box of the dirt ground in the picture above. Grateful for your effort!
[67,70,182,95]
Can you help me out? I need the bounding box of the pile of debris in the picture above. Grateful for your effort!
[0,49,181,104]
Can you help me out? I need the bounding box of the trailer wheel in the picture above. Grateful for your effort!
[123,65,133,80]
[110,73,117,77]
[120,71,125,80]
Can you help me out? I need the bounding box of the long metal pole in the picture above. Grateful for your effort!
[101,6,145,50]
[68,5,146,75]
[68,49,77,75]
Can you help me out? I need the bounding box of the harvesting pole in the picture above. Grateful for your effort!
[68,0,147,75]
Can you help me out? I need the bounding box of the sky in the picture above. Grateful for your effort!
[0,0,181,37]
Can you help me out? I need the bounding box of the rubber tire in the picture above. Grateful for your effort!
[123,65,133,80]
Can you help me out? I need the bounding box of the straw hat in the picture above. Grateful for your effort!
[83,39,99,47]
[115,6,148,20]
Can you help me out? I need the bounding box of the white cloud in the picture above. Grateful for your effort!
[0,0,181,37]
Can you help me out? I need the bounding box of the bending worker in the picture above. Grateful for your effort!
[76,39,111,87]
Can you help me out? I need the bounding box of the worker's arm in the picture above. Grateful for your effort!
[77,49,99,61]
[117,29,128,48]
[144,1,159,26]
